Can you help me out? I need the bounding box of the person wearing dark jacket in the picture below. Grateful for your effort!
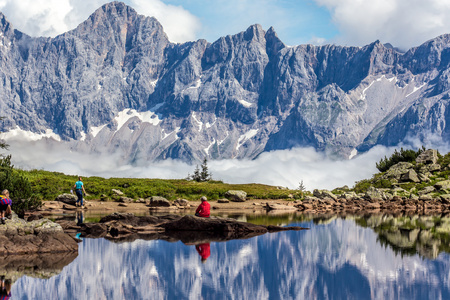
[195,196,210,217]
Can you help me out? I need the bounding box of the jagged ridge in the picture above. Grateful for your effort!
[1,1,450,163]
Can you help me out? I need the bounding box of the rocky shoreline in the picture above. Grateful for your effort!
[0,213,78,255]
[56,213,307,243]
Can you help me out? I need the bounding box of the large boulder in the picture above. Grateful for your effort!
[225,190,247,202]
[384,162,413,179]
[313,189,338,200]
[420,164,441,173]
[365,187,386,201]
[400,169,420,183]
[55,193,78,205]
[148,196,171,207]
[0,214,78,255]
[418,186,436,195]
[416,149,438,164]
[174,199,189,207]
[435,180,450,190]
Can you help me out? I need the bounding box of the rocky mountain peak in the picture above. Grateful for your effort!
[0,12,14,35]
[2,2,450,163]
[265,26,285,55]
[243,24,266,43]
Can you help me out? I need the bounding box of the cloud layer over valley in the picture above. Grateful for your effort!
[0,135,395,190]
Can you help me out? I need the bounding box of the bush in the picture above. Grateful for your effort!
[353,179,372,194]
[376,147,425,172]
[0,155,41,217]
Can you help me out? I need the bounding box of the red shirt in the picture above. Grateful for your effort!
[196,243,211,260]
[195,201,210,217]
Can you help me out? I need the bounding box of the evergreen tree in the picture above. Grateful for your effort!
[298,180,306,192]
[192,164,201,182]
[200,157,211,182]
[189,157,212,182]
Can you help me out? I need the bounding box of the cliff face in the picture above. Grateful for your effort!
[1,1,450,162]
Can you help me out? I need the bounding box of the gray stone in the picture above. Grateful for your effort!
[217,199,230,203]
[418,173,431,182]
[119,196,134,203]
[400,169,420,183]
[420,163,441,173]
[313,189,338,200]
[174,199,189,206]
[419,194,433,201]
[365,187,386,201]
[55,193,78,205]
[418,186,436,195]
[434,180,450,190]
[416,149,438,165]
[225,190,247,202]
[149,196,171,207]
[384,162,413,179]
[111,189,124,196]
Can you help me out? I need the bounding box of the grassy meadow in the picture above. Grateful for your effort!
[18,169,302,202]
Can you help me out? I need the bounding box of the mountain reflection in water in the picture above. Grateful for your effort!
[9,215,450,299]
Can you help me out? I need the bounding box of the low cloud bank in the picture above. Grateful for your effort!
[0,137,402,190]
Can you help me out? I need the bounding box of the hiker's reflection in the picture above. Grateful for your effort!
[76,210,84,226]
[0,276,11,299]
[195,243,210,263]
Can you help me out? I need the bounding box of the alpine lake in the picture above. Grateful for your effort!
[4,209,450,300]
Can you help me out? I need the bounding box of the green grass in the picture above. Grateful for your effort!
[20,169,301,201]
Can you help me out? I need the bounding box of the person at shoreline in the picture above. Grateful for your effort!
[195,196,210,218]
[73,177,86,208]
[0,190,12,224]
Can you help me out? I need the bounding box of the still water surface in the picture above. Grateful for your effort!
[8,214,450,299]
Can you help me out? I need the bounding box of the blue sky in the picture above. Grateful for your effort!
[0,0,450,50]
[153,0,338,46]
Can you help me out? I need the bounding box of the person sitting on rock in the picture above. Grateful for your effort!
[195,196,210,218]
[0,190,12,224]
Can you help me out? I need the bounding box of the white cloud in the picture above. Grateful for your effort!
[1,133,397,191]
[314,0,450,49]
[130,0,201,43]
[0,0,200,43]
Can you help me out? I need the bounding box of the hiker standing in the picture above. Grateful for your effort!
[73,177,86,208]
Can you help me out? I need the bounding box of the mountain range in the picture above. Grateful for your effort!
[1,1,450,163]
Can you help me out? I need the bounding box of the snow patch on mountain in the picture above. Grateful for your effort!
[114,109,161,131]
[238,99,254,108]
[91,125,107,138]
[191,112,203,131]
[236,129,258,151]
[405,83,426,98]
